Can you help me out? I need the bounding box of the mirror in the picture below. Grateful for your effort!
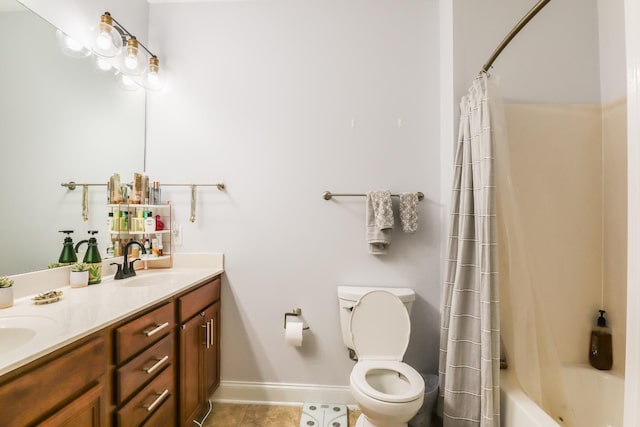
[0,0,146,276]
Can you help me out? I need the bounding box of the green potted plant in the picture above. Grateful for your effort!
[70,263,90,288]
[0,276,14,308]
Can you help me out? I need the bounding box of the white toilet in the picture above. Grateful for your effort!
[338,286,425,427]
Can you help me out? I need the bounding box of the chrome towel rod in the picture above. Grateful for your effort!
[323,191,424,201]
[61,182,106,190]
[61,182,226,191]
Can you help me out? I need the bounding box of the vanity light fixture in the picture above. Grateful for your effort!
[115,72,141,92]
[118,36,146,76]
[88,12,123,58]
[137,56,164,91]
[89,11,164,90]
[94,56,114,72]
[55,30,91,58]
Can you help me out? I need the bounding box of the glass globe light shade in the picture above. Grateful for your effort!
[94,56,115,72]
[55,30,91,58]
[115,72,140,92]
[137,56,165,91]
[117,37,146,76]
[89,13,123,58]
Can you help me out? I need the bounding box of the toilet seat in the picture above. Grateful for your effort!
[349,291,424,404]
[351,360,424,403]
[350,290,411,361]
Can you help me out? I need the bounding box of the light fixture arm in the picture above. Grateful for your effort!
[105,11,157,58]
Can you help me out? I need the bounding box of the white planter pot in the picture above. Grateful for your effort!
[70,271,89,288]
[0,287,13,308]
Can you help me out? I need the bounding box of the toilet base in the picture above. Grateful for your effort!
[356,413,407,427]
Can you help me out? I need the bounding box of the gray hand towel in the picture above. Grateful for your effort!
[366,190,393,254]
[399,192,419,233]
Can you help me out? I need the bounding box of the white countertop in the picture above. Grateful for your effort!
[0,254,224,377]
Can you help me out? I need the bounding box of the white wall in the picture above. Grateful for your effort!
[453,0,601,104]
[598,0,626,103]
[146,0,441,387]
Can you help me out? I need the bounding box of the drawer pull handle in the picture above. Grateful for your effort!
[143,322,169,337]
[143,389,169,412]
[142,355,169,374]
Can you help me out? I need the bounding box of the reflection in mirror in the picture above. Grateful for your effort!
[0,1,145,276]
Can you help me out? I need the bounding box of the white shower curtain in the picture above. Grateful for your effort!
[438,73,500,427]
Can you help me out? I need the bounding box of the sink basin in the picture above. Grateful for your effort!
[0,316,57,354]
[118,271,196,287]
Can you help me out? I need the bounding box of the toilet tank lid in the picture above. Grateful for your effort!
[338,286,415,303]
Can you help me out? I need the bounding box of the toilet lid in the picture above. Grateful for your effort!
[350,290,410,360]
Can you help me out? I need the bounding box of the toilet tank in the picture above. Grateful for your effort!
[337,286,415,352]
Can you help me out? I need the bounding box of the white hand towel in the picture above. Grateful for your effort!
[366,190,393,254]
[399,192,419,233]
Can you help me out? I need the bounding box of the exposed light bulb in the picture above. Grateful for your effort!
[64,37,83,52]
[121,74,135,86]
[96,57,113,71]
[124,54,138,70]
[147,71,160,86]
[96,31,112,50]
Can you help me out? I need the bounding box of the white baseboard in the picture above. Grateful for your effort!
[211,381,356,406]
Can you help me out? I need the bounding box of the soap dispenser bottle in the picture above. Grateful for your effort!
[58,230,78,265]
[83,231,102,285]
[589,310,613,370]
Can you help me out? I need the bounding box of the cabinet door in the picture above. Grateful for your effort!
[203,301,220,398]
[38,383,103,427]
[179,312,205,427]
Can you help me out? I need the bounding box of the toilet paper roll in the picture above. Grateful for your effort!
[285,319,304,347]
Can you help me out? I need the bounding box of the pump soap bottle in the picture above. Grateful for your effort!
[76,231,103,285]
[58,230,78,265]
[589,310,613,370]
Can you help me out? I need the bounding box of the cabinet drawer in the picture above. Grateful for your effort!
[115,302,175,364]
[179,277,220,322]
[141,392,176,427]
[116,365,174,427]
[116,332,175,404]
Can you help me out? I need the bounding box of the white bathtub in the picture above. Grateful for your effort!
[500,365,624,427]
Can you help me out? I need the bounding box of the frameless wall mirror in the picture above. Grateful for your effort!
[0,0,145,276]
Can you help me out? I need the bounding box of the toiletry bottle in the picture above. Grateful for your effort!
[155,214,164,231]
[108,173,122,204]
[151,181,161,205]
[114,240,121,257]
[58,230,78,264]
[112,210,120,232]
[157,236,163,256]
[82,231,102,285]
[144,211,156,233]
[132,173,143,204]
[141,173,149,205]
[107,212,114,231]
[589,310,613,370]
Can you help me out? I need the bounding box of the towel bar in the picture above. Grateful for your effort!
[322,191,424,201]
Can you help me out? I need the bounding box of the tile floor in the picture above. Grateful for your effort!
[203,402,442,427]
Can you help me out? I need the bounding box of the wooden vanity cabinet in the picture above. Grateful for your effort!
[178,277,221,427]
[0,332,108,427]
[0,274,221,427]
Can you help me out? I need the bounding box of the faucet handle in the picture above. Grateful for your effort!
[110,262,124,280]
[128,258,141,276]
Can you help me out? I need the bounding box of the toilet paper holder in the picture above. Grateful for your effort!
[284,308,310,330]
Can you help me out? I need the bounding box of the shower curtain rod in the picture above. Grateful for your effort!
[481,0,552,73]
